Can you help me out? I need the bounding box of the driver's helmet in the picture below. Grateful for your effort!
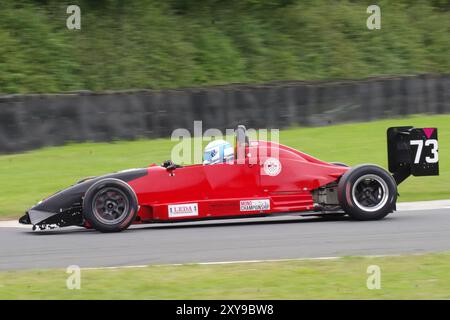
[203,139,234,165]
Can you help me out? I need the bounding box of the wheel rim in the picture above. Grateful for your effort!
[351,174,389,212]
[92,187,130,225]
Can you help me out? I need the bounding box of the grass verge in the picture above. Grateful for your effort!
[1,0,450,93]
[0,114,448,219]
[1,253,449,299]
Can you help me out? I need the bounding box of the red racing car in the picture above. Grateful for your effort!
[19,125,439,232]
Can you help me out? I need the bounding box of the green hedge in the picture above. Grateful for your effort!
[0,0,449,93]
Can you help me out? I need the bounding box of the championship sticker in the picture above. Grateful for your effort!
[263,157,282,176]
[240,199,270,212]
[168,203,199,218]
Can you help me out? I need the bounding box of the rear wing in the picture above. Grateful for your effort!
[387,127,439,185]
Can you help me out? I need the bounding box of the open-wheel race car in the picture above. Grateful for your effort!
[19,125,439,232]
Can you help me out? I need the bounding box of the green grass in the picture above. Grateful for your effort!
[1,252,450,299]
[0,114,448,219]
[0,0,449,93]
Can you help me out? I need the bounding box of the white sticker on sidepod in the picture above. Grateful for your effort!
[168,203,199,218]
[263,157,282,176]
[240,199,270,212]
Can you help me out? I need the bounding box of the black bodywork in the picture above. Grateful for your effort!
[19,168,147,228]
[387,127,439,184]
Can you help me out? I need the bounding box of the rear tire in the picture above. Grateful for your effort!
[83,178,138,232]
[338,165,397,221]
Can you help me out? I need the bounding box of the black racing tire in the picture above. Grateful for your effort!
[83,178,138,232]
[337,164,397,221]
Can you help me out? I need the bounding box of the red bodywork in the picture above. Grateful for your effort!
[128,140,349,223]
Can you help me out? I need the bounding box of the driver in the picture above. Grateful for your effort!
[203,139,234,165]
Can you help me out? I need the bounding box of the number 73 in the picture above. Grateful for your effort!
[410,139,438,164]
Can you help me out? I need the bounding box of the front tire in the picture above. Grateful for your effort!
[83,178,138,232]
[338,165,397,220]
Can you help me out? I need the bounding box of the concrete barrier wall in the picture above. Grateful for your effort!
[0,74,449,154]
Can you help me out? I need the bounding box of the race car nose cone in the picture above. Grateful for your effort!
[19,213,31,225]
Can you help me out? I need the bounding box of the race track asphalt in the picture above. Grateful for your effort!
[1,208,450,270]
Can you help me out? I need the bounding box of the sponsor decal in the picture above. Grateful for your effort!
[240,199,270,212]
[263,157,282,176]
[168,203,199,218]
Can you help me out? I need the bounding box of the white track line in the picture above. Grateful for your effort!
[81,253,418,271]
[396,199,450,211]
[83,258,340,270]
[0,220,28,228]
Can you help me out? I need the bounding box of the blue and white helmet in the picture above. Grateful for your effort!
[203,139,234,165]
